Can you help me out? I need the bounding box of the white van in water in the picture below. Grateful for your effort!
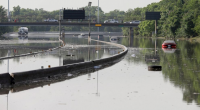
[18,27,28,35]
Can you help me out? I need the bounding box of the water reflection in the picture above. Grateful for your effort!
[63,58,84,65]
[2,33,200,109]
[0,56,122,94]
[110,36,119,43]
[0,36,121,74]
[122,37,200,105]
[145,39,160,63]
[162,48,176,53]
[94,65,100,96]
[18,36,28,43]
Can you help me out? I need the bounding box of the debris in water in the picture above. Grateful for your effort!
[66,54,75,56]
[131,54,136,57]
[193,93,200,95]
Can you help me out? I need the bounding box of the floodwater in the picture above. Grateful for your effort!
[0,35,121,73]
[0,33,200,110]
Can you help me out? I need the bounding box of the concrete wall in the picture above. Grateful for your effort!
[0,39,128,85]
[0,73,12,86]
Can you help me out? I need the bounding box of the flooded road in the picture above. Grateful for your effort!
[0,33,200,110]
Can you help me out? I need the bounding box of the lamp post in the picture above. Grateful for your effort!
[98,0,99,32]
[88,2,92,39]
[59,9,62,40]
[8,0,10,22]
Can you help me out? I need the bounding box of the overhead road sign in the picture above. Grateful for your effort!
[95,24,102,27]
[63,9,85,19]
[145,12,161,20]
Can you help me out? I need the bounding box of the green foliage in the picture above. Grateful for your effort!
[138,20,154,37]
[0,6,10,35]
[194,16,200,35]
[13,5,21,16]
[122,0,200,38]
[2,0,200,37]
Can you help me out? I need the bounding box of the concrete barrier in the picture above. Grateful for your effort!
[11,57,125,93]
[0,89,9,95]
[0,73,12,85]
[7,38,128,84]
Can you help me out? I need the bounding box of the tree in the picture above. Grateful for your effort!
[0,5,10,35]
[13,5,21,16]
[0,6,7,22]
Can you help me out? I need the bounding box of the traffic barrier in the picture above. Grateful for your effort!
[0,89,9,95]
[0,73,12,85]
[4,39,128,84]
[148,66,162,71]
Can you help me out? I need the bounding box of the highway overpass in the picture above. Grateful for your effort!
[0,22,139,27]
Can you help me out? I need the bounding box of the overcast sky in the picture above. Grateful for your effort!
[2,0,160,13]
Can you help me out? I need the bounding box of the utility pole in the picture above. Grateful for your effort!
[8,0,10,22]
[155,20,157,37]
[98,0,99,32]
[59,9,61,40]
[88,2,92,39]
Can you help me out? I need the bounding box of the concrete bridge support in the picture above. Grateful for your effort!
[129,27,134,46]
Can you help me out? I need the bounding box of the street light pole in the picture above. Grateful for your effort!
[88,2,92,39]
[98,0,99,32]
[59,9,61,39]
[8,0,10,22]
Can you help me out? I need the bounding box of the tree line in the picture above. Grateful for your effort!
[0,5,125,35]
[1,0,200,38]
[123,0,200,38]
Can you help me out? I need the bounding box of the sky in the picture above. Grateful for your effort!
[1,0,161,13]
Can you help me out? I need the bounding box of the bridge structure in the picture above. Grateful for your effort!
[0,22,137,39]
[0,22,138,27]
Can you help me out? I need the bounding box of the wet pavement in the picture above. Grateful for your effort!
[0,33,200,110]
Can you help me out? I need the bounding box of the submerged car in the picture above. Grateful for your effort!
[162,40,176,48]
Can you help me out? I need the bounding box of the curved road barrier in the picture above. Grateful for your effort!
[10,58,123,93]
[0,38,128,86]
[148,66,162,71]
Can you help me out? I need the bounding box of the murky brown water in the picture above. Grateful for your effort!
[0,34,200,110]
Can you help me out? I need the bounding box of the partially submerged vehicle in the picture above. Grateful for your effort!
[110,36,119,43]
[18,27,28,35]
[110,36,119,41]
[162,40,176,48]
